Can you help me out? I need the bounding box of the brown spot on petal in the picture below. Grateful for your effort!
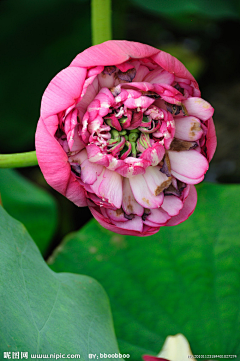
[160,152,171,177]
[127,204,133,213]
[142,209,151,221]
[103,66,116,75]
[164,184,181,197]
[190,122,201,138]
[155,177,172,196]
[141,91,160,99]
[170,138,198,152]
[142,197,150,206]
[181,103,189,116]
[165,102,181,115]
[117,68,136,82]
[116,208,124,216]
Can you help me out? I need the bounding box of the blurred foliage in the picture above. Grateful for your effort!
[130,0,240,20]
[0,168,57,255]
[49,182,240,360]
[0,205,119,356]
[0,0,91,152]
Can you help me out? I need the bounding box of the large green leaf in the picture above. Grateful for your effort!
[0,205,119,358]
[0,169,57,254]
[49,182,240,360]
[131,0,240,19]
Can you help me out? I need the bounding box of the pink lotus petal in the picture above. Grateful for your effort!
[124,96,155,109]
[87,193,116,209]
[168,150,209,180]
[182,97,214,121]
[146,207,171,225]
[129,173,164,209]
[90,206,148,235]
[171,170,204,185]
[143,68,174,85]
[143,166,171,196]
[106,208,128,222]
[140,143,165,166]
[68,149,88,165]
[151,51,198,89]
[122,178,144,216]
[161,195,183,216]
[174,116,203,141]
[112,215,143,232]
[65,174,87,207]
[88,98,101,121]
[99,169,123,208]
[206,117,217,162]
[70,40,159,68]
[116,157,149,177]
[68,126,85,153]
[91,168,123,209]
[143,356,168,361]
[95,88,115,117]
[166,185,197,226]
[36,117,70,196]
[88,115,104,134]
[134,65,150,82]
[81,159,104,185]
[87,65,104,77]
[122,82,155,92]
[86,144,110,167]
[41,67,87,118]
[116,62,135,72]
[77,76,99,118]
[98,72,116,89]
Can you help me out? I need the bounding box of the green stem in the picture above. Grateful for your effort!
[0,151,38,168]
[91,0,112,45]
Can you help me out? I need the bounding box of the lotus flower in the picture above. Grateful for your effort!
[35,40,216,236]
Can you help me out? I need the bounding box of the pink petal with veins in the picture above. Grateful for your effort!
[166,185,197,226]
[116,62,135,72]
[77,76,99,118]
[144,68,174,84]
[65,173,87,207]
[146,208,171,225]
[41,67,87,118]
[134,65,150,82]
[168,150,209,180]
[122,178,144,216]
[161,195,183,216]
[91,168,123,209]
[129,173,164,209]
[206,117,217,162]
[81,159,104,185]
[36,117,85,204]
[124,96,155,109]
[112,215,143,232]
[143,166,170,196]
[86,144,110,167]
[106,208,128,222]
[171,170,204,185]
[174,116,203,141]
[151,51,198,89]
[182,97,214,121]
[70,40,159,68]
[140,143,165,166]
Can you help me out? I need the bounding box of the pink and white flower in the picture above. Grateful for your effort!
[35,40,216,236]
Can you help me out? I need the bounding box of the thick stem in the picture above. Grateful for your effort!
[0,151,38,168]
[91,0,112,45]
